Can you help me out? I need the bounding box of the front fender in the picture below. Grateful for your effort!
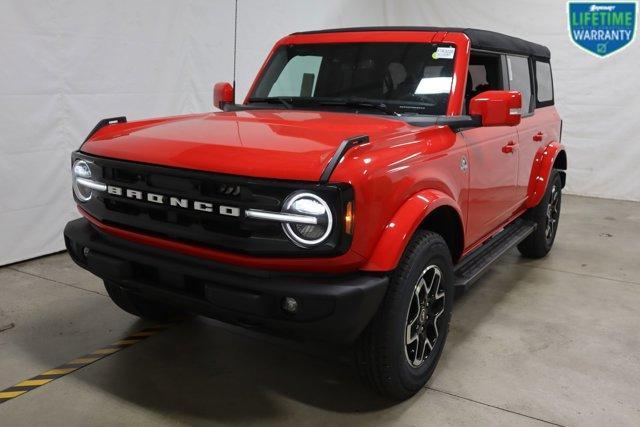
[525,141,566,208]
[361,189,462,272]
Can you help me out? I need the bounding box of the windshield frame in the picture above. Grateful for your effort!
[243,32,470,117]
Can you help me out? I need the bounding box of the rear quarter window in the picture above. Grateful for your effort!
[535,60,554,107]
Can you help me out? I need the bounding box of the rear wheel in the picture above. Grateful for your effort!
[104,280,184,321]
[355,231,454,400]
[518,169,562,258]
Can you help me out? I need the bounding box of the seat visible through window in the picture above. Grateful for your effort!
[465,53,503,112]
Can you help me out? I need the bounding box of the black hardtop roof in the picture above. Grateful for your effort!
[291,26,550,59]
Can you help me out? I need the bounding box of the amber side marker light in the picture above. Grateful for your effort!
[344,201,354,234]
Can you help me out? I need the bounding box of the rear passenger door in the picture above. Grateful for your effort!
[462,52,520,246]
[509,55,551,203]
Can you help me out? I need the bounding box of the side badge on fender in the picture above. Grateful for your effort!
[460,156,469,172]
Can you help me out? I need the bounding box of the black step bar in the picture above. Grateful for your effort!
[454,218,536,288]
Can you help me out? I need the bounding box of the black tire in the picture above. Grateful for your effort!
[355,231,454,400]
[104,280,184,321]
[518,169,562,258]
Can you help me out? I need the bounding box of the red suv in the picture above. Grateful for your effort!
[65,27,566,400]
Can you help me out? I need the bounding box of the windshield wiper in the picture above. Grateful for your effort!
[247,96,400,116]
[318,98,400,116]
[248,97,292,109]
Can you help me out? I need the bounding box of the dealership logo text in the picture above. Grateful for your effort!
[568,2,637,57]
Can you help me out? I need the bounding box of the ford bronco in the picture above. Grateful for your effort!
[64,27,566,400]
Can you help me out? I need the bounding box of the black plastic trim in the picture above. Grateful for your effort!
[72,152,354,257]
[83,116,127,143]
[319,135,369,183]
[401,114,482,130]
[454,218,536,288]
[64,218,388,342]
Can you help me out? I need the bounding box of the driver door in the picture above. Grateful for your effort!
[462,52,520,246]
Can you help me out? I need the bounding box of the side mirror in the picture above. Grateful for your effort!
[469,90,522,127]
[213,82,234,110]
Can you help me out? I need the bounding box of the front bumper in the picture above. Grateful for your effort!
[64,218,388,342]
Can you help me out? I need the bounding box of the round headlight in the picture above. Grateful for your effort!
[72,160,93,202]
[282,192,333,247]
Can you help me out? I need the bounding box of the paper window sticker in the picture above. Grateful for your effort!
[434,46,455,59]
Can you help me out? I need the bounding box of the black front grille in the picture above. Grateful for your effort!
[74,152,353,257]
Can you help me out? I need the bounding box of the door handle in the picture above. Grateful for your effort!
[502,141,517,154]
[533,132,544,142]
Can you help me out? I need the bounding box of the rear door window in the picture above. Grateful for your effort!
[506,55,533,115]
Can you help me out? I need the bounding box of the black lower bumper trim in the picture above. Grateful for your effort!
[64,218,388,342]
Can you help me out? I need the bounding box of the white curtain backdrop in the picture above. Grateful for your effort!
[1,0,637,265]
[378,0,640,204]
[0,0,235,265]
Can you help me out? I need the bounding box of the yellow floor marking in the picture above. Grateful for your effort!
[91,347,119,355]
[15,379,53,387]
[0,391,27,399]
[41,367,77,376]
[68,357,100,365]
[113,339,140,345]
[0,322,177,405]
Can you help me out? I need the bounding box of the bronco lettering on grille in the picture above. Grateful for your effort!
[106,185,240,217]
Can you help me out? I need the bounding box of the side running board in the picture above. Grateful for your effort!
[454,218,537,289]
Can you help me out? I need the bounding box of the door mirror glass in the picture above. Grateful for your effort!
[469,90,522,127]
[213,82,234,110]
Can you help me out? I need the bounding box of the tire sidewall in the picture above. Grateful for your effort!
[544,172,562,250]
[391,237,454,392]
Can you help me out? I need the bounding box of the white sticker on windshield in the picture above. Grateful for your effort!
[433,47,455,59]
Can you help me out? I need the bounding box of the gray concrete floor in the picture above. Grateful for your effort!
[1,195,639,426]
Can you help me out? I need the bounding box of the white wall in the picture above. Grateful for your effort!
[1,0,638,265]
[234,0,387,101]
[0,0,236,265]
[0,0,387,265]
[380,0,640,202]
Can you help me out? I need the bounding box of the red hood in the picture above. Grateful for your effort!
[81,110,413,181]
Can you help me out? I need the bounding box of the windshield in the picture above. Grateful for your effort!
[249,42,456,116]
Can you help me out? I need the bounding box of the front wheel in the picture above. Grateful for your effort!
[355,231,454,400]
[518,169,562,258]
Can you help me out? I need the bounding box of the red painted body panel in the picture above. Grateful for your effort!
[78,29,564,275]
[461,122,519,246]
[82,110,410,181]
[517,107,564,208]
[362,189,462,271]
[79,207,365,273]
[525,140,565,208]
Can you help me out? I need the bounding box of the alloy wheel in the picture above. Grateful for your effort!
[545,183,561,241]
[404,265,446,367]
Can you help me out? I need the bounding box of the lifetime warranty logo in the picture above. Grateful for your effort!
[568,2,637,57]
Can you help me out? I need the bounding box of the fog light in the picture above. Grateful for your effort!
[281,297,298,314]
[83,247,90,257]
